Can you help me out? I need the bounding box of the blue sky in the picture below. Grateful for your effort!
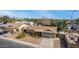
[0,10,79,19]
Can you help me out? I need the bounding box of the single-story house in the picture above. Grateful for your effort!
[28,26,57,38]
[38,18,51,26]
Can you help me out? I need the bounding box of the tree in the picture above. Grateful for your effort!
[0,16,10,23]
[57,21,62,27]
[50,20,57,26]
[75,18,79,24]
[1,16,9,20]
[61,20,67,28]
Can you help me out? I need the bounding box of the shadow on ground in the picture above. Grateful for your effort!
[60,35,68,48]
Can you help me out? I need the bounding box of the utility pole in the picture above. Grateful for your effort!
[71,10,76,24]
[68,10,76,48]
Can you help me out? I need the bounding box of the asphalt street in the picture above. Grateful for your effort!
[0,37,39,48]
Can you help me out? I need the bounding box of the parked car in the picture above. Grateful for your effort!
[0,30,8,35]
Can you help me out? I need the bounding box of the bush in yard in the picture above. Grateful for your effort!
[16,32,26,39]
[0,26,6,29]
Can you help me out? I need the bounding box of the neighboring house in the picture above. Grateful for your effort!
[0,22,29,33]
[39,18,51,26]
[66,20,77,25]
[66,21,71,25]
[0,21,5,25]
[29,26,57,38]
[16,21,34,26]
[65,24,72,30]
[65,24,79,31]
[18,24,29,32]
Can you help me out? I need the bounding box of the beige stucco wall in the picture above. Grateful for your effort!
[18,24,29,32]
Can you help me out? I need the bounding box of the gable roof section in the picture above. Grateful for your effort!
[29,26,57,33]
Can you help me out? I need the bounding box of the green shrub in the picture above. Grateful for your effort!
[0,26,6,29]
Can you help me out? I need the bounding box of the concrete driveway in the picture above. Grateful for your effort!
[40,38,54,48]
